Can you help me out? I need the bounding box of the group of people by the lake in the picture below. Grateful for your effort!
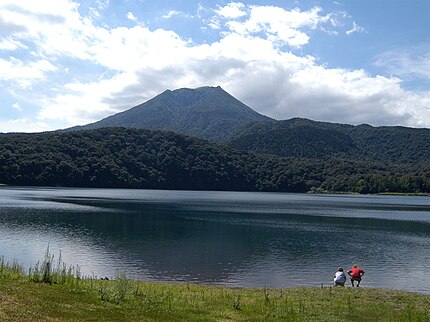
[333,264,365,287]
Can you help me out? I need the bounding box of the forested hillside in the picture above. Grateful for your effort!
[228,118,430,164]
[1,128,429,193]
[228,119,355,158]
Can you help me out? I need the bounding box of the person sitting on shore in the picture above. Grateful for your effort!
[333,267,346,286]
[347,264,365,287]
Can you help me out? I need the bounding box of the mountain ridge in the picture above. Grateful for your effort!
[227,117,430,163]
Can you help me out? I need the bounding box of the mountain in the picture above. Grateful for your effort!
[70,85,430,165]
[227,118,430,164]
[72,86,273,142]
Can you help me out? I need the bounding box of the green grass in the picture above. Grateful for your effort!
[0,256,429,321]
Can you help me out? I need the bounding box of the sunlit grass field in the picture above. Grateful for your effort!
[0,252,429,321]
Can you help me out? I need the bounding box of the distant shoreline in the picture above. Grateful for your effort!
[376,192,430,197]
[308,189,430,197]
[1,184,429,197]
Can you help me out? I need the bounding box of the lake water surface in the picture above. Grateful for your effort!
[0,187,429,294]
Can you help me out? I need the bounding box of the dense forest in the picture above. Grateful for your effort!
[228,118,430,164]
[1,127,429,193]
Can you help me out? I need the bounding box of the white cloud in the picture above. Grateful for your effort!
[38,71,141,125]
[11,103,22,111]
[346,21,364,35]
[0,57,57,88]
[0,0,95,61]
[90,26,189,72]
[96,0,109,10]
[162,10,193,20]
[0,38,27,51]
[215,2,247,19]
[0,118,53,133]
[162,10,180,19]
[208,19,221,30]
[221,5,330,48]
[374,44,430,81]
[127,11,137,22]
[88,7,101,19]
[89,0,110,17]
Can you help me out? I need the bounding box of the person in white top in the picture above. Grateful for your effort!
[333,267,346,286]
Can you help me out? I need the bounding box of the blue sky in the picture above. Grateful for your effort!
[0,0,429,132]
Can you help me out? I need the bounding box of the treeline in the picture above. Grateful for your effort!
[0,127,429,193]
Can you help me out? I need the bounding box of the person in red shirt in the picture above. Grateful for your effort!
[347,264,365,287]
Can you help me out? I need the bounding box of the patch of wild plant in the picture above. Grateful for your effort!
[96,271,134,303]
[28,246,80,285]
[113,271,132,302]
[0,255,25,278]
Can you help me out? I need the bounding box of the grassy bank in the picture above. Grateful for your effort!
[1,261,429,321]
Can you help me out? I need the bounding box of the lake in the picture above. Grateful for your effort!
[0,187,429,294]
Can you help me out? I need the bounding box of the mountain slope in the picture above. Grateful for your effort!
[227,118,430,163]
[347,124,430,163]
[228,118,355,158]
[74,86,273,142]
